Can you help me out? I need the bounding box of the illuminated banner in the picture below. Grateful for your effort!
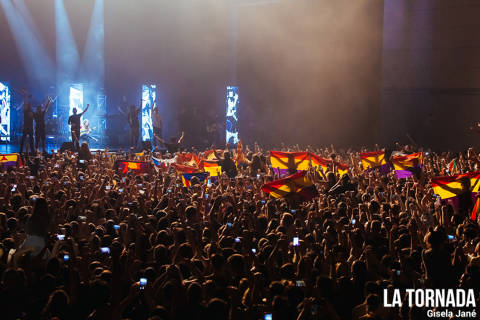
[0,83,11,141]
[142,84,155,142]
[226,86,239,145]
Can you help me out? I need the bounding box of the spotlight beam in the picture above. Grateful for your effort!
[0,0,55,90]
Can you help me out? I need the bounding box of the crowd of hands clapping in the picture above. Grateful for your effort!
[0,141,479,320]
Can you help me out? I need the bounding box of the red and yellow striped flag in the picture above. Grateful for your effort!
[431,171,480,200]
[472,197,480,221]
[269,151,310,175]
[261,171,318,201]
[360,151,386,171]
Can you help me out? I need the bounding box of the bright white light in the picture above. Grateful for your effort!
[0,82,11,142]
[142,84,155,141]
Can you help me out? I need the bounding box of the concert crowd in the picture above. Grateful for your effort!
[0,142,479,320]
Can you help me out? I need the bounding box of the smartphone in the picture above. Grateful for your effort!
[176,183,179,188]
[63,181,68,186]
[118,188,124,193]
[251,248,257,254]
[264,314,272,320]
[138,183,142,187]
[296,280,305,287]
[235,237,241,243]
[261,200,266,204]
[352,219,356,225]
[100,247,110,254]
[207,179,212,187]
[448,235,456,241]
[105,185,111,190]
[293,237,299,247]
[257,174,261,180]
[113,224,120,230]
[54,164,59,168]
[29,176,34,180]
[227,222,233,228]
[63,254,69,261]
[79,159,85,164]
[122,177,126,183]
[205,193,209,199]
[168,189,172,193]
[79,176,84,180]
[139,277,147,289]
[291,209,296,214]
[396,269,401,276]
[57,234,65,241]
[139,190,145,195]
[79,216,86,221]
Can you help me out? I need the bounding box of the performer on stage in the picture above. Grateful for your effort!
[68,104,89,150]
[118,103,141,149]
[80,119,98,144]
[18,91,34,154]
[33,96,53,153]
[154,131,184,154]
[152,106,162,147]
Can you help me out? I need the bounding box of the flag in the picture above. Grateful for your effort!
[310,153,349,176]
[115,160,150,174]
[269,151,310,176]
[181,172,209,187]
[472,197,480,221]
[235,140,246,164]
[172,163,202,174]
[0,154,22,170]
[431,171,480,200]
[392,152,423,178]
[261,171,318,201]
[200,160,222,177]
[203,149,223,160]
[176,153,200,167]
[360,151,387,171]
[447,159,457,175]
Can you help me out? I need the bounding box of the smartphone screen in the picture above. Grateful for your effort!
[352,219,356,225]
[293,237,299,247]
[63,254,69,261]
[57,234,65,241]
[235,237,241,243]
[114,224,120,230]
[205,193,209,199]
[100,247,110,254]
[264,314,272,320]
[296,280,305,287]
[139,277,147,289]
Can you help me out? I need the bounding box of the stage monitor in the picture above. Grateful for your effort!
[0,82,11,141]
[226,86,239,145]
[142,84,155,142]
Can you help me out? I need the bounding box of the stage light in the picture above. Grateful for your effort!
[226,86,239,145]
[69,84,84,117]
[56,0,80,90]
[81,0,104,88]
[142,85,156,142]
[0,0,54,91]
[0,82,11,142]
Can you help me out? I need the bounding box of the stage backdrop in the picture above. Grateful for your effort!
[0,0,384,148]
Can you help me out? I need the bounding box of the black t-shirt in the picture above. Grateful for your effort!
[34,110,46,131]
[164,142,180,154]
[220,158,238,178]
[68,114,82,131]
[24,109,34,130]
